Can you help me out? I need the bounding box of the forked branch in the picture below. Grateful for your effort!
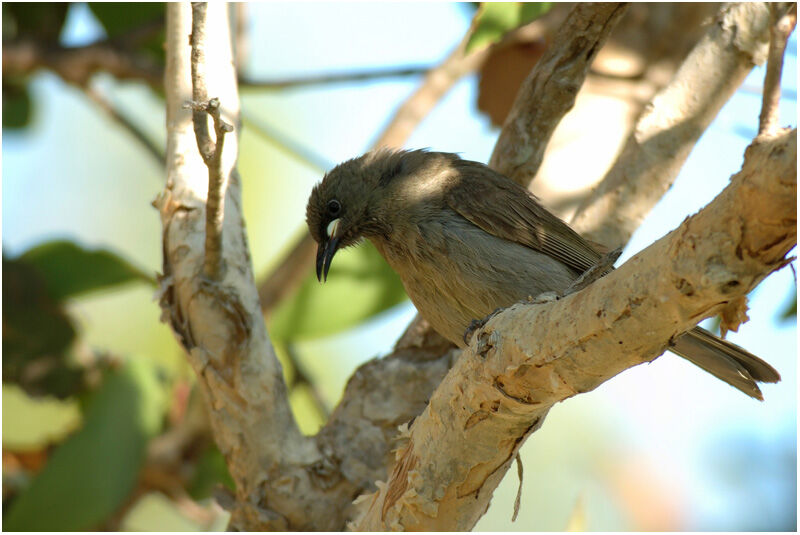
[188,2,234,280]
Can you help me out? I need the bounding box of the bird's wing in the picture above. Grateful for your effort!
[445,161,603,274]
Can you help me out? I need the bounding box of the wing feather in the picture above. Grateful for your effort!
[445,160,602,274]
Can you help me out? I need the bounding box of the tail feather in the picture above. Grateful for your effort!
[671,327,780,401]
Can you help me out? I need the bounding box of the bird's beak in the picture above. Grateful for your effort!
[316,218,341,282]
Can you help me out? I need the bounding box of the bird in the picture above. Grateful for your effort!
[306,149,780,399]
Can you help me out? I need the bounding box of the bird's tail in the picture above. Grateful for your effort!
[671,327,781,400]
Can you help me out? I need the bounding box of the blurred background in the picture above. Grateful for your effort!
[2,2,796,531]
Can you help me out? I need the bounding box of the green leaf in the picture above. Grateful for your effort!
[268,241,408,341]
[87,3,165,64]
[88,2,164,38]
[466,2,552,53]
[19,240,154,301]
[187,444,235,500]
[2,256,80,398]
[2,3,69,42]
[3,359,166,531]
[2,80,32,129]
[779,294,796,322]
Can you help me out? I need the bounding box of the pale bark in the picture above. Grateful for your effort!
[157,4,320,530]
[354,128,796,531]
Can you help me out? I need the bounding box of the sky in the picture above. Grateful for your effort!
[2,3,797,531]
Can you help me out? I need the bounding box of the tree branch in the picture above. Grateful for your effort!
[354,127,797,531]
[758,2,797,136]
[2,39,163,87]
[488,2,630,186]
[157,4,321,530]
[239,64,431,90]
[570,3,773,248]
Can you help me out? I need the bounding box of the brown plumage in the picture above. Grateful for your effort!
[306,149,780,399]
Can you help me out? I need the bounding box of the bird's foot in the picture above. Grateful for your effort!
[526,291,561,304]
[463,306,505,345]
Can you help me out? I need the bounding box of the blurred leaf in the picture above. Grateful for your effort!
[88,2,163,38]
[477,39,547,127]
[2,3,69,42]
[3,359,166,531]
[2,256,80,398]
[19,240,154,301]
[779,294,796,322]
[87,3,165,62]
[2,80,32,129]
[466,2,552,53]
[187,445,235,500]
[268,241,407,341]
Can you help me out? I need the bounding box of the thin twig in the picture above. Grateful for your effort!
[239,64,431,90]
[258,236,316,313]
[2,37,433,94]
[512,453,523,522]
[2,39,162,87]
[758,3,797,136]
[83,85,164,164]
[740,83,797,100]
[188,2,234,280]
[285,343,330,420]
[258,232,319,314]
[190,3,213,162]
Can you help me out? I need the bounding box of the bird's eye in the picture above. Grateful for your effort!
[327,199,341,216]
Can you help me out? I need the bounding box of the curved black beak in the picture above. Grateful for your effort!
[316,236,340,282]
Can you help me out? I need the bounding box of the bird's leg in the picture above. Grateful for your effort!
[564,247,622,296]
[463,290,561,345]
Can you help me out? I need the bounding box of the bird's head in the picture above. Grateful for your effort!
[306,149,453,281]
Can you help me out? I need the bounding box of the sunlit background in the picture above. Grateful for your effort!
[2,3,796,531]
